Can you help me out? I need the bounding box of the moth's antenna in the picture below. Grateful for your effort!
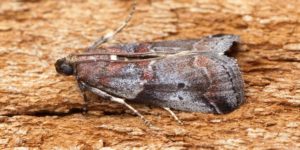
[88,0,136,50]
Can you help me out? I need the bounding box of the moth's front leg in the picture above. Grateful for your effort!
[78,81,89,114]
[79,81,156,128]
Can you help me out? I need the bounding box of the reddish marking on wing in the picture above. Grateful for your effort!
[98,62,128,87]
[136,61,153,80]
[135,43,151,53]
[142,70,153,80]
[193,55,211,67]
[98,77,110,87]
[106,62,127,73]
[136,61,149,67]
[193,55,219,95]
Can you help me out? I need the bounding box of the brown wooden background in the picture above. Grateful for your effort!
[0,0,299,149]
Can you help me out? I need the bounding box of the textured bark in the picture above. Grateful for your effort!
[0,0,299,149]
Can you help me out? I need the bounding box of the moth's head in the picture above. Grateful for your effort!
[55,56,74,76]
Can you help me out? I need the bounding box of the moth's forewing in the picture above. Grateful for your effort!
[76,34,244,114]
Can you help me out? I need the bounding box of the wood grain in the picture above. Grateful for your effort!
[0,0,299,149]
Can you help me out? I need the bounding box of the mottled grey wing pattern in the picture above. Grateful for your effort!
[132,53,244,114]
[80,34,244,114]
[132,55,216,113]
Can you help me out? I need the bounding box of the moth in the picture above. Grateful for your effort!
[55,1,245,126]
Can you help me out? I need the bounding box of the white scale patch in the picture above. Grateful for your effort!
[110,55,117,60]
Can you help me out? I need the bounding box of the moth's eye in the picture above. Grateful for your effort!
[60,63,74,75]
[55,58,74,76]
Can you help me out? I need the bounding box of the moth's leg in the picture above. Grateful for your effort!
[111,97,153,127]
[78,81,89,114]
[79,81,154,127]
[163,107,183,125]
[81,93,89,114]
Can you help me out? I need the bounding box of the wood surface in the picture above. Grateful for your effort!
[0,0,299,149]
